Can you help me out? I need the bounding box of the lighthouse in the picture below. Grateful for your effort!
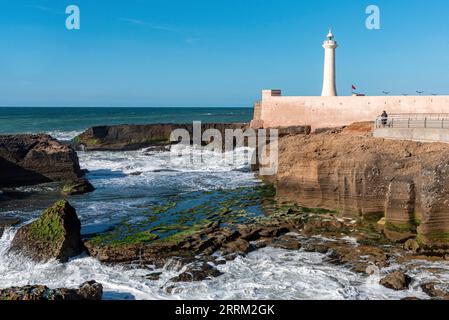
[321,29,338,96]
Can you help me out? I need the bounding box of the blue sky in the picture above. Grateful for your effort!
[0,0,448,107]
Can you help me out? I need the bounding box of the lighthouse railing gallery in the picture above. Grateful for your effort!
[375,113,449,129]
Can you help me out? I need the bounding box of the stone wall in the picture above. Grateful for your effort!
[251,90,449,130]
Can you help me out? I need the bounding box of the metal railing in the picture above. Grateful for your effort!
[375,113,449,129]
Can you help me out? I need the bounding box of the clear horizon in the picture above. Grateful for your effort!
[1,0,448,107]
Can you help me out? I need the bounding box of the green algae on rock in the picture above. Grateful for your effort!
[61,178,95,196]
[9,200,84,263]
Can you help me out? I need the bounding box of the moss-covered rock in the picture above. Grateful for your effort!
[9,200,84,262]
[61,178,95,196]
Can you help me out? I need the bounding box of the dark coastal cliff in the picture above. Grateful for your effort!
[269,123,449,249]
[0,134,84,188]
[72,123,249,151]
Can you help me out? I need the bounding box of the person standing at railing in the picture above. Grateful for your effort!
[381,111,388,127]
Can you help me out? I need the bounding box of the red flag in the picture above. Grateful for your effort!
[352,85,357,90]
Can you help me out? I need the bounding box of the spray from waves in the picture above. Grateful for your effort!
[46,130,84,141]
[77,145,259,192]
[79,145,255,174]
[0,227,438,300]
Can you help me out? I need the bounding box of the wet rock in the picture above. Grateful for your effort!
[0,280,102,300]
[221,238,252,256]
[76,281,103,300]
[238,226,262,241]
[380,271,412,290]
[258,226,290,238]
[0,134,85,188]
[85,240,192,268]
[420,283,448,299]
[170,262,223,282]
[303,219,344,235]
[302,242,330,254]
[144,272,163,281]
[10,200,84,263]
[270,235,302,250]
[61,178,95,195]
[383,229,415,243]
[328,244,389,273]
[404,239,420,253]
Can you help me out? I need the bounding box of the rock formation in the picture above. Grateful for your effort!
[380,271,412,291]
[10,200,85,263]
[72,123,249,151]
[269,122,449,249]
[0,280,102,300]
[61,178,95,195]
[0,134,92,192]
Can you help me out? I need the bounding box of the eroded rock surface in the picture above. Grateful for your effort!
[380,271,412,291]
[271,122,449,249]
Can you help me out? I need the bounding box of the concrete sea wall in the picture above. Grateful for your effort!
[252,90,449,130]
[374,127,449,144]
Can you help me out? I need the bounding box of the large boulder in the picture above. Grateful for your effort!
[10,200,84,262]
[380,271,412,291]
[0,134,90,190]
[0,280,102,300]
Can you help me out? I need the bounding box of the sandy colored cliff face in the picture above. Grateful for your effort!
[271,123,449,247]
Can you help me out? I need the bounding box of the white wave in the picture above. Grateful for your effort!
[46,130,83,141]
[77,146,258,192]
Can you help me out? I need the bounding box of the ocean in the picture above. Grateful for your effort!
[0,107,446,300]
[0,107,253,140]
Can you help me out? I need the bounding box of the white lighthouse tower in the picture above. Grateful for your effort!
[321,29,338,96]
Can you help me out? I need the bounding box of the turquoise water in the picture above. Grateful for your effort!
[0,107,253,138]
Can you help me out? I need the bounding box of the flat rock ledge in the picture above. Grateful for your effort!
[84,205,439,287]
[0,281,103,300]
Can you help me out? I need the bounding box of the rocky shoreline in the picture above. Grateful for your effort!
[2,122,449,300]
[5,193,449,299]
